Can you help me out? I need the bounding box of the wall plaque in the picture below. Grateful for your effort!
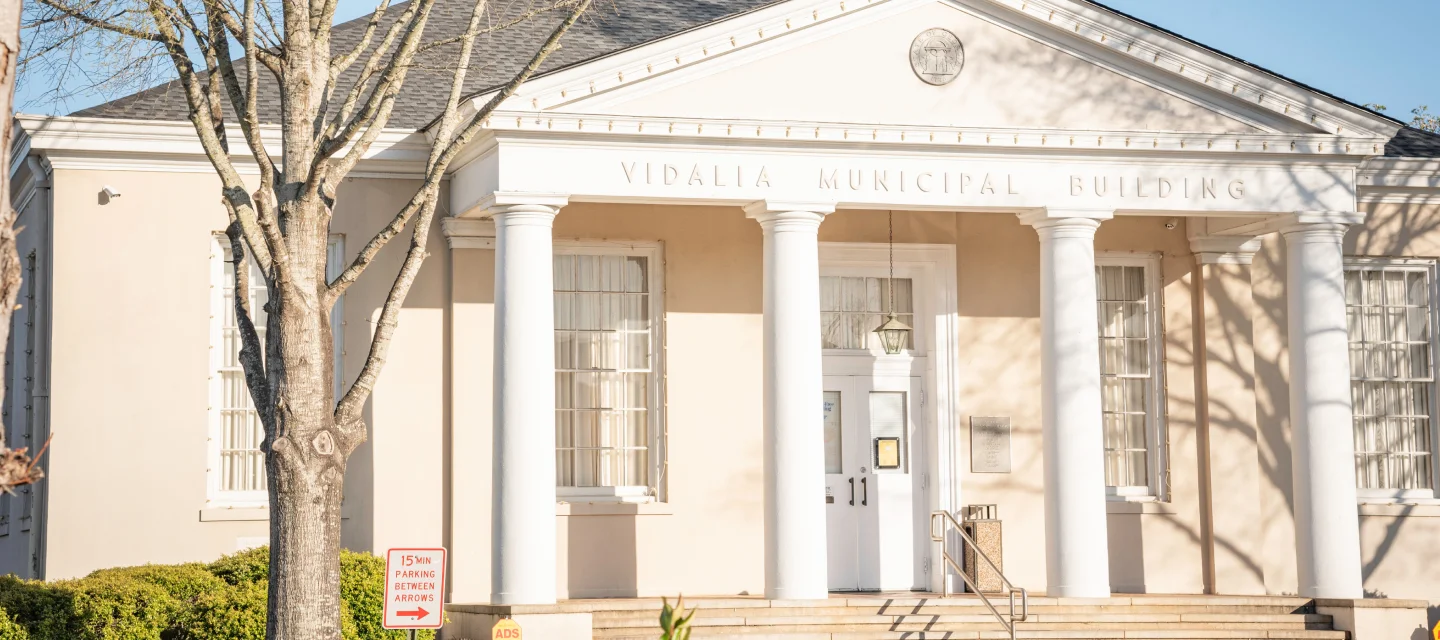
[970,417,1012,473]
[909,28,965,86]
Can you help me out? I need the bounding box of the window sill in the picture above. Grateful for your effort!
[557,502,672,517]
[1358,501,1440,517]
[1106,500,1178,514]
[200,506,269,522]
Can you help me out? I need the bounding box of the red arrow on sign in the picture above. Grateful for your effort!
[397,607,429,619]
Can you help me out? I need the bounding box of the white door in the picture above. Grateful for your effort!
[824,374,924,591]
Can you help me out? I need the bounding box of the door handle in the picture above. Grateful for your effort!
[861,477,868,506]
[848,478,855,506]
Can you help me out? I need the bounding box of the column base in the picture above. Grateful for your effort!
[1045,584,1112,598]
[1313,598,1431,640]
[764,586,830,601]
[445,605,593,640]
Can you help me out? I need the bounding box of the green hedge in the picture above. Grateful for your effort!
[0,547,435,640]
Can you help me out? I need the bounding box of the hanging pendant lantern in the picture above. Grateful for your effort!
[873,211,912,355]
[874,312,912,355]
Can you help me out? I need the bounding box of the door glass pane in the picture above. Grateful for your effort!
[823,391,843,474]
[869,391,906,472]
[818,276,915,350]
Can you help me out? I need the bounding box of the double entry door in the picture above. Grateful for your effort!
[823,374,923,592]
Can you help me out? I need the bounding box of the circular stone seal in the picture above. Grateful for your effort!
[909,28,965,85]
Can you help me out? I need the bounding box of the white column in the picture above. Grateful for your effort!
[1018,208,1113,598]
[745,200,834,600]
[1280,211,1365,599]
[487,193,568,605]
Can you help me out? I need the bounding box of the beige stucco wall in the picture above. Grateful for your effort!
[593,2,1259,133]
[33,169,447,579]
[40,169,268,578]
[552,203,768,599]
[22,163,1440,611]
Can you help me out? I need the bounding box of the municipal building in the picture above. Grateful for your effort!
[6,0,1440,637]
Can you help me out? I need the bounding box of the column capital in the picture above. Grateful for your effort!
[1276,211,1365,238]
[478,191,570,217]
[441,217,496,250]
[743,200,835,227]
[1017,207,1114,230]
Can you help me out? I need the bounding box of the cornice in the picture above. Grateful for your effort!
[14,114,431,177]
[1211,210,1367,237]
[1357,188,1440,206]
[1358,158,1440,190]
[479,110,1386,159]
[441,217,496,249]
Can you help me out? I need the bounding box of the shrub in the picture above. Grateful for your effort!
[0,611,27,640]
[206,547,269,587]
[86,563,227,604]
[0,546,433,639]
[48,573,177,640]
[177,579,267,640]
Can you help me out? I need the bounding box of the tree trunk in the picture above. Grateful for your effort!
[264,212,350,639]
[267,428,347,639]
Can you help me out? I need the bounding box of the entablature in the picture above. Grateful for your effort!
[449,117,1367,219]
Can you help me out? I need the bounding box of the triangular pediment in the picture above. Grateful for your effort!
[502,0,1398,139]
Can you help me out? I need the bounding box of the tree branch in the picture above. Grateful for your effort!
[327,0,388,77]
[223,217,273,427]
[32,0,163,41]
[333,0,592,427]
[142,0,283,275]
[315,0,426,156]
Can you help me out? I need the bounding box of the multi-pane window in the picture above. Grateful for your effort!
[210,237,343,505]
[1345,261,1437,495]
[1096,258,1163,494]
[0,253,40,533]
[820,277,914,350]
[216,243,269,497]
[554,249,661,496]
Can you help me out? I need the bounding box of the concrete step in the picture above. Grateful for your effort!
[596,630,1348,640]
[593,609,1323,623]
[594,614,1332,630]
[563,595,1347,640]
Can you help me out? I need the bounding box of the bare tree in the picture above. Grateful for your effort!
[20,0,591,635]
[0,0,46,495]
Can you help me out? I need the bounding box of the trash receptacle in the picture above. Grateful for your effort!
[961,504,1004,594]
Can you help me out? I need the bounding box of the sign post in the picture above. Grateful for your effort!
[383,547,447,636]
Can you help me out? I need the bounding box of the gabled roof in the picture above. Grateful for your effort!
[69,0,1436,157]
[1387,127,1440,158]
[72,0,783,127]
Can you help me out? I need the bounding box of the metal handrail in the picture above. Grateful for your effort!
[930,510,1028,640]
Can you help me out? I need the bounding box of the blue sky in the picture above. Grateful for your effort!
[21,0,1440,120]
[1098,0,1438,121]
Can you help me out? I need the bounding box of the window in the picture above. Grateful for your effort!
[1345,259,1438,498]
[820,276,914,351]
[553,245,664,501]
[1095,256,1166,497]
[209,236,343,506]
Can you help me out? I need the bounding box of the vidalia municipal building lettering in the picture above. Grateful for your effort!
[619,161,1247,202]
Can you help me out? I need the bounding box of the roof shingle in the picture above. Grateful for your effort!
[73,0,783,128]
